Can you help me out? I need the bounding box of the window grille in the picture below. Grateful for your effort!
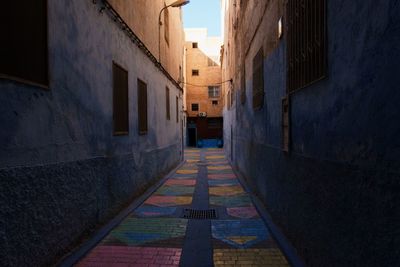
[287,0,327,92]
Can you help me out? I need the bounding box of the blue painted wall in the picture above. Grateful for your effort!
[0,1,183,266]
[224,1,400,266]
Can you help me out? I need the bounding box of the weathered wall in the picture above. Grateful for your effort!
[0,1,183,266]
[108,0,185,81]
[222,0,400,266]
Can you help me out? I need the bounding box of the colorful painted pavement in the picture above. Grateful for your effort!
[206,149,289,267]
[76,149,199,267]
[75,148,289,267]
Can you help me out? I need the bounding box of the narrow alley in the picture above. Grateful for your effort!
[69,148,289,266]
[1,0,399,266]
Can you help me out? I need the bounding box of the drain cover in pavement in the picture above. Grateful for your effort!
[182,208,217,219]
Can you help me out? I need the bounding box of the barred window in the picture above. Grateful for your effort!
[208,86,220,98]
[252,48,264,109]
[192,42,198,48]
[287,0,327,92]
[192,69,199,76]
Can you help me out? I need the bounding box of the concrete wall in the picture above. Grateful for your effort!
[0,1,183,266]
[222,0,400,266]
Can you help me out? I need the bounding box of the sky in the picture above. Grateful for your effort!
[182,0,221,36]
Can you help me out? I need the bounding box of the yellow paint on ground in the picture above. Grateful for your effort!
[226,236,257,245]
[209,186,246,196]
[206,155,225,159]
[208,166,232,170]
[213,248,289,266]
[176,170,198,174]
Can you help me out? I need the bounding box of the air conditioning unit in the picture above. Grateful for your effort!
[198,112,207,117]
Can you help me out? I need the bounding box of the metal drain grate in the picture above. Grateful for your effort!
[182,208,217,219]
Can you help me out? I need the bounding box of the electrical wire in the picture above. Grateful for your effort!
[182,79,233,87]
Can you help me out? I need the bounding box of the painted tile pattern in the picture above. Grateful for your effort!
[76,149,200,266]
[206,149,289,266]
[76,148,289,266]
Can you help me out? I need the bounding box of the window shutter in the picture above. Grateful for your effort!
[138,79,148,135]
[113,63,129,135]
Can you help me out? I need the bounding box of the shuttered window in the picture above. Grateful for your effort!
[113,63,129,135]
[252,48,264,109]
[166,87,170,120]
[0,0,48,87]
[138,79,148,135]
[287,0,327,92]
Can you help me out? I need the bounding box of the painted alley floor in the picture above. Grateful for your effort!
[75,148,290,267]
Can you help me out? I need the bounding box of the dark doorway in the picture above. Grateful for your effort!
[188,128,197,147]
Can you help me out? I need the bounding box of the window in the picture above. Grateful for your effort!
[113,63,129,135]
[208,86,220,98]
[0,1,48,87]
[166,87,170,120]
[176,96,179,123]
[138,79,148,135]
[212,100,219,105]
[191,103,199,111]
[287,0,326,92]
[192,42,198,48]
[192,69,199,76]
[252,48,264,109]
[164,5,169,45]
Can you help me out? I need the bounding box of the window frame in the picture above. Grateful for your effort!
[208,86,220,98]
[112,62,129,136]
[191,103,199,111]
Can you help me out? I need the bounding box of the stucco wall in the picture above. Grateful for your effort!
[0,1,183,266]
[108,0,185,82]
[223,0,400,266]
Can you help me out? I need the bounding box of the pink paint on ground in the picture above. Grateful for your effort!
[208,173,237,179]
[165,179,196,186]
[76,246,182,267]
[227,206,259,219]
